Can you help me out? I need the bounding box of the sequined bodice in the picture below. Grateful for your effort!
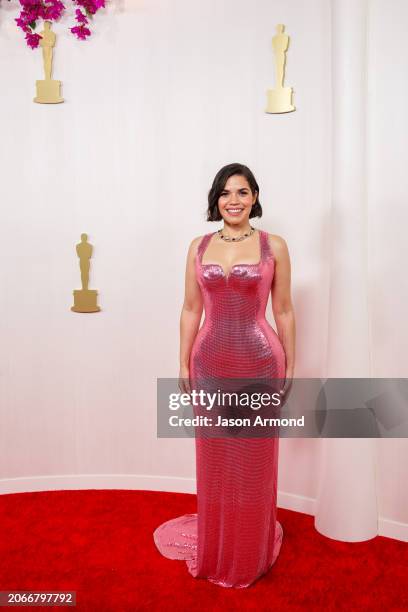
[191,229,285,379]
[196,229,274,322]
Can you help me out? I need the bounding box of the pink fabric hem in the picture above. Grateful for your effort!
[153,513,283,589]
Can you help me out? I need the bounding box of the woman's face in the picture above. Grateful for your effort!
[217,174,257,224]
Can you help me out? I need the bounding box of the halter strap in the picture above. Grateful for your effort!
[260,229,274,262]
[197,232,214,263]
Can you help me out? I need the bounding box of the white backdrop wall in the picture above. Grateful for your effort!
[0,0,406,540]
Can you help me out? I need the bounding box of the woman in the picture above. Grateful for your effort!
[154,163,296,588]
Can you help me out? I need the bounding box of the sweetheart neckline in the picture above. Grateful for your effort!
[200,262,262,280]
[199,229,263,279]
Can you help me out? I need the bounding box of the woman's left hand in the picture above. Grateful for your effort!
[279,369,294,405]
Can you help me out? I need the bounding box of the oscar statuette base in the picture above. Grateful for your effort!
[34,80,64,104]
[265,86,295,114]
[71,290,101,313]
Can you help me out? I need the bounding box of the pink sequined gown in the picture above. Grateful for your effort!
[154,229,286,588]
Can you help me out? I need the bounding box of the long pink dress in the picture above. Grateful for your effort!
[154,229,286,588]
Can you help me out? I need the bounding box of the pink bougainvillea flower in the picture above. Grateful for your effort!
[74,0,105,16]
[20,0,40,8]
[25,31,41,48]
[41,0,65,21]
[15,6,40,27]
[74,8,88,24]
[15,15,31,31]
[70,23,91,40]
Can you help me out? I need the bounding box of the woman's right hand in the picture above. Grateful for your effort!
[178,364,192,395]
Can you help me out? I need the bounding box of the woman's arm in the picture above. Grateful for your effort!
[179,236,204,393]
[269,235,296,384]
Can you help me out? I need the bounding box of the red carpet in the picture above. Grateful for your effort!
[0,489,406,611]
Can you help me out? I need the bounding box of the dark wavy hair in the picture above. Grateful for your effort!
[207,163,263,222]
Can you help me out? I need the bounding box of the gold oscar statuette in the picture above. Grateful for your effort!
[34,20,64,104]
[71,233,101,313]
[265,24,295,114]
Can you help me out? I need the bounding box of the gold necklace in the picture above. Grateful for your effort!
[218,225,256,242]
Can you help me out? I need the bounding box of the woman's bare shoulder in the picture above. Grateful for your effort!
[187,234,206,257]
[191,234,205,246]
[266,233,289,259]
